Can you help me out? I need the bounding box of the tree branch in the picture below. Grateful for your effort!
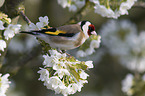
[19,11,31,24]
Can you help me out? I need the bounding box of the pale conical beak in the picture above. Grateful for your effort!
[91,31,97,35]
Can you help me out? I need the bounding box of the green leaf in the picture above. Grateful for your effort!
[75,62,88,70]
[67,64,80,82]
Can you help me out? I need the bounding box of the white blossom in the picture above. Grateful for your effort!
[38,50,92,96]
[29,23,39,30]
[42,54,54,67]
[79,70,89,79]
[57,0,85,12]
[36,16,49,29]
[37,68,49,81]
[0,40,6,52]
[100,19,145,73]
[0,73,11,96]
[121,74,134,96]
[55,85,67,95]
[53,61,67,70]
[29,16,49,30]
[119,31,145,73]
[76,35,101,58]
[4,29,14,40]
[90,0,137,19]
[0,20,5,30]
[4,24,21,40]
[90,39,101,49]
[39,16,49,26]
[54,69,70,79]
[85,61,94,69]
[46,50,67,70]
[48,76,65,89]
[57,0,71,8]
[67,83,78,94]
[85,48,95,55]
[119,0,137,15]
[76,50,86,58]
[93,2,116,18]
[77,80,88,92]
[100,19,137,56]
[49,49,63,58]
[58,0,137,18]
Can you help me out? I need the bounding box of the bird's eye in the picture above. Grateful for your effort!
[89,24,95,32]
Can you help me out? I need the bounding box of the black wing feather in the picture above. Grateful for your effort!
[20,26,77,37]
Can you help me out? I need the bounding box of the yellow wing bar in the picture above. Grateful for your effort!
[45,30,66,35]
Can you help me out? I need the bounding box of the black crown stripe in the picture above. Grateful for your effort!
[80,21,87,30]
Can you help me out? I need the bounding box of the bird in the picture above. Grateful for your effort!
[20,21,97,50]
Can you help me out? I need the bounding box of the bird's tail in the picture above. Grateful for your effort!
[20,31,40,35]
[20,28,57,35]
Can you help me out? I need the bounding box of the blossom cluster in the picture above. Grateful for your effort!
[121,74,134,96]
[122,73,145,96]
[38,50,93,96]
[0,16,21,55]
[57,0,85,12]
[76,35,101,58]
[28,16,49,30]
[57,0,137,18]
[0,73,11,96]
[100,19,145,73]
[91,0,137,19]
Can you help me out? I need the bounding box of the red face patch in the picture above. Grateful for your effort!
[88,24,95,36]
[89,24,95,31]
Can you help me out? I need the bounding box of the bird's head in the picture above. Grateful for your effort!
[78,21,97,38]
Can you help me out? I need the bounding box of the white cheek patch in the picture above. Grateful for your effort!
[91,31,97,35]
[82,21,91,38]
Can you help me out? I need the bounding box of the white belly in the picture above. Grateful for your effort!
[36,33,84,50]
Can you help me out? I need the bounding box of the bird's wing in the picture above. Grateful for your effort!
[20,24,82,37]
[44,24,82,37]
[57,24,82,34]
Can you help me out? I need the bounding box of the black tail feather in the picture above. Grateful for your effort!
[20,28,57,35]
[20,31,41,35]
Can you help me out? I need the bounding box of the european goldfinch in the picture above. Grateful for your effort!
[21,21,97,50]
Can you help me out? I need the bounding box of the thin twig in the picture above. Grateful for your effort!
[19,11,31,24]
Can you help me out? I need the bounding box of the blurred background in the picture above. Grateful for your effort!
[2,0,145,96]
